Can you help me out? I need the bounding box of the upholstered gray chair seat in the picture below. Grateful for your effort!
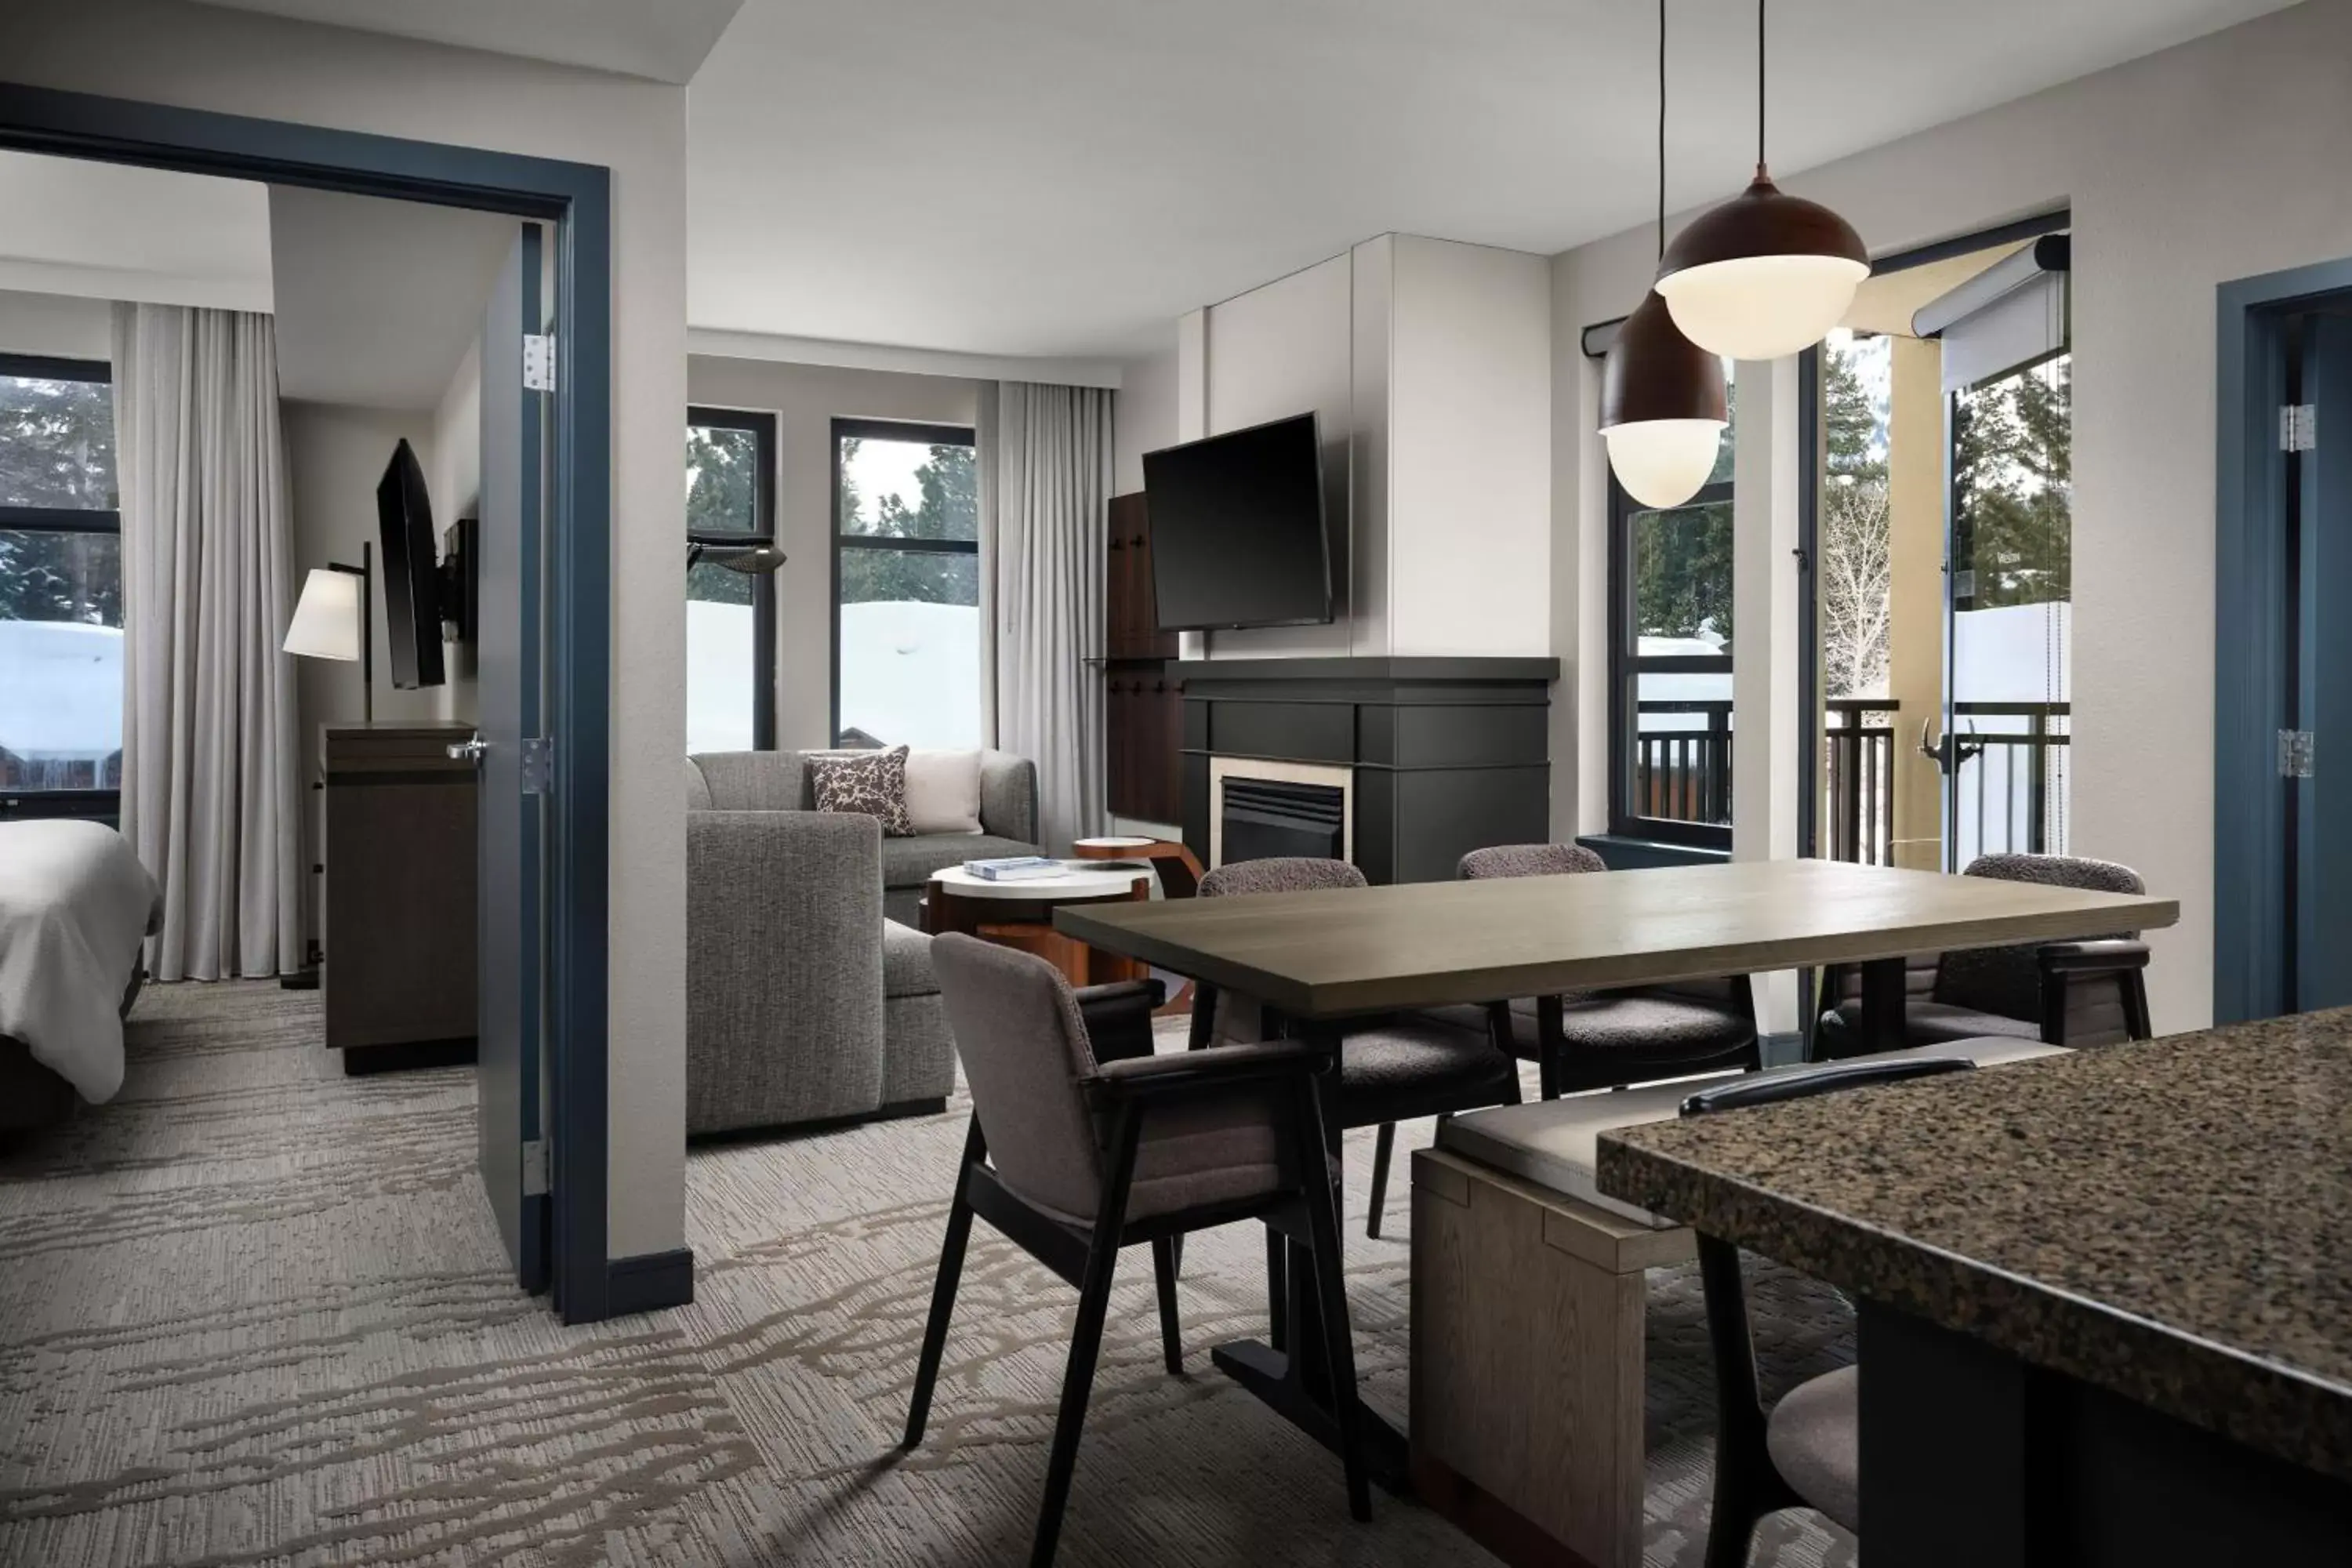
[1331,1020,1522,1127]
[1066,1059,1285,1225]
[1821,996,2040,1049]
[1766,1365,1859,1533]
[882,833,1044,893]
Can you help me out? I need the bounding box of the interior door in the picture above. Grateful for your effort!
[2292,314,2352,1010]
[474,224,550,1291]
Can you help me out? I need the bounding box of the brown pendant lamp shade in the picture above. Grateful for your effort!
[1600,289,1729,508]
[1652,0,1869,360]
[1653,165,1868,361]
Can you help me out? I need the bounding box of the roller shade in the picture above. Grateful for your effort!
[1915,234,2071,393]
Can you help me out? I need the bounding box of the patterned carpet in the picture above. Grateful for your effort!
[0,984,1856,1566]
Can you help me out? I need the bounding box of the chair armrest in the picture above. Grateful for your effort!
[1083,1040,1330,1105]
[1075,978,1167,1065]
[2037,938,2150,975]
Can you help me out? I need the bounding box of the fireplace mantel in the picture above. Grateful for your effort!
[1178,655,1559,884]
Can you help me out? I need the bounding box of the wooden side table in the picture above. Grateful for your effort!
[1071,837,1205,1013]
[920,864,1152,990]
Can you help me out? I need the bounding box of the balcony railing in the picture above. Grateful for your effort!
[1949,700,2069,862]
[1637,697,2068,866]
[1824,699,1898,865]
[1633,700,1732,826]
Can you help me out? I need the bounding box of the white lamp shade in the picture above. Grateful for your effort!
[284,568,363,661]
[1601,418,1728,510]
[1654,253,1870,362]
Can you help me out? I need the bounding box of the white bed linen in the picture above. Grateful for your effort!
[0,821,162,1103]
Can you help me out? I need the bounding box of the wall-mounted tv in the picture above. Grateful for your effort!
[376,437,445,689]
[1143,412,1333,632]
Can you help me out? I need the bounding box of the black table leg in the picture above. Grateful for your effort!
[1207,1022,1410,1494]
[1852,955,1909,1058]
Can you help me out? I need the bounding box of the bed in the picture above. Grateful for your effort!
[0,820,162,1131]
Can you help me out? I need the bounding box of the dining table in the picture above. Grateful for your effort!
[1052,857,2179,1491]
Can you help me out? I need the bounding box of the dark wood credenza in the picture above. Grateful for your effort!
[1104,491,1182,823]
[320,721,477,1071]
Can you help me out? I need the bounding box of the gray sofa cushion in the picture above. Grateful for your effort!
[880,832,1041,890]
[881,919,937,999]
[690,751,811,811]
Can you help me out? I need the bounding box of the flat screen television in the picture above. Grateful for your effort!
[376,438,445,689]
[1142,412,1333,632]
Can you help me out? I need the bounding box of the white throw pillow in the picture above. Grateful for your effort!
[902,749,984,836]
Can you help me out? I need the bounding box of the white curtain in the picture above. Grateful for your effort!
[990,382,1111,854]
[112,303,303,982]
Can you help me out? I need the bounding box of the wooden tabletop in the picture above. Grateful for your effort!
[1052,858,2179,1018]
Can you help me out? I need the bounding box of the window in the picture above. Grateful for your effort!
[685,406,778,753]
[1608,367,1734,849]
[0,354,122,817]
[831,418,980,749]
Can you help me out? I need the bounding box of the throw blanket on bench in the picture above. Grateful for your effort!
[0,821,162,1103]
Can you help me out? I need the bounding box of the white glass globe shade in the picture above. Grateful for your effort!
[1654,253,1870,361]
[1601,418,1727,510]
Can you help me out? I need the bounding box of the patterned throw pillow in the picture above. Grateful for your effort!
[808,745,915,837]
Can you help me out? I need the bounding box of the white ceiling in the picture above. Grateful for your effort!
[268,186,520,410]
[685,0,2296,359]
[0,150,271,312]
[190,0,744,85]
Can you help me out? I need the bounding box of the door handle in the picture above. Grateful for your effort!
[447,735,488,764]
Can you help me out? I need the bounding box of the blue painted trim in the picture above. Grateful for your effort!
[2212,254,2352,1025]
[1576,833,1730,870]
[0,82,615,1322]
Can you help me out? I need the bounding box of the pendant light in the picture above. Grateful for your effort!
[1653,0,1867,361]
[1601,0,1728,510]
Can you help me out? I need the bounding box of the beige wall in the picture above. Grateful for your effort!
[684,354,982,752]
[3,0,693,1261]
[1550,0,2352,1033]
[1112,336,1178,497]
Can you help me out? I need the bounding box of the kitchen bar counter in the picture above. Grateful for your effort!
[1598,1011,2352,1563]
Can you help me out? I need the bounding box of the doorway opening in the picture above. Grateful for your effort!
[0,85,618,1322]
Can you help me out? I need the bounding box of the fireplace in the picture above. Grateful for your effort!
[1209,757,1353,868]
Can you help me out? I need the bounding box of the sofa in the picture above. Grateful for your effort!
[687,750,1040,927]
[681,750,1037,1137]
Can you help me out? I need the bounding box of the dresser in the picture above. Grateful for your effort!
[319,721,478,1070]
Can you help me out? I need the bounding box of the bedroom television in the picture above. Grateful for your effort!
[1142,412,1333,632]
[376,437,445,688]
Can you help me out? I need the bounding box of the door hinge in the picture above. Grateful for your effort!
[520,735,556,794]
[2279,728,2316,779]
[2281,403,2317,452]
[523,333,556,393]
[522,1138,550,1196]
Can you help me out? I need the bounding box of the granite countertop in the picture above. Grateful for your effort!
[1596,1010,2352,1483]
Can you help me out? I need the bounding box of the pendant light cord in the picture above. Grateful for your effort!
[1656,0,1666,261]
[1756,0,1768,175]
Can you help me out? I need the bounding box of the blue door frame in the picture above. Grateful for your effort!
[2213,255,2352,1025]
[0,82,619,1323]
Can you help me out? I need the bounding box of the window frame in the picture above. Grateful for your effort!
[828,416,979,748]
[1606,469,1737,851]
[0,351,122,821]
[686,404,779,752]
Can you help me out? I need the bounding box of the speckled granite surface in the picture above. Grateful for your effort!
[1596,1011,2352,1483]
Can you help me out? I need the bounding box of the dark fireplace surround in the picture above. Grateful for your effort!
[1182,656,1559,885]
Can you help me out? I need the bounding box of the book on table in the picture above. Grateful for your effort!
[964,856,1065,882]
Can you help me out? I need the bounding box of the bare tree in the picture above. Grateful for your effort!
[1820,474,1892,699]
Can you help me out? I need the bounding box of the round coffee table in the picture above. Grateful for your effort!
[920,863,1154,989]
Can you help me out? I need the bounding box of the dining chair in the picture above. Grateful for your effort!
[1187,855,1523,1241]
[1679,1054,1980,1568]
[1814,852,2154,1056]
[1444,844,1761,1100]
[909,934,1369,1567]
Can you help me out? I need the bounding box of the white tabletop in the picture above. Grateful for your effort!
[928,862,1149,901]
